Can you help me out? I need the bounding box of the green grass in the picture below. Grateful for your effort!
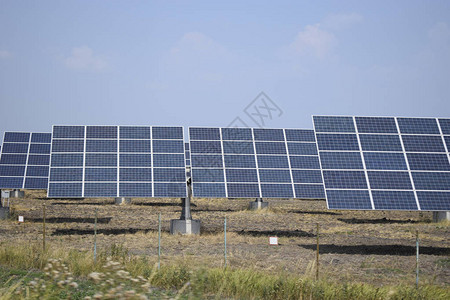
[0,241,449,300]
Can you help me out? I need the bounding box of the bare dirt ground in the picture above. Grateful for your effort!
[1,190,449,287]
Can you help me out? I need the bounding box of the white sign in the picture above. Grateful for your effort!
[269,236,278,245]
[18,216,24,223]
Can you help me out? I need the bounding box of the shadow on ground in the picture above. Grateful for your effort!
[337,217,429,224]
[28,217,112,224]
[298,244,450,256]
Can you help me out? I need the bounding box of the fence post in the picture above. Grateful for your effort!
[316,223,319,280]
[224,217,227,268]
[94,208,97,264]
[43,204,46,252]
[158,212,161,270]
[416,230,419,287]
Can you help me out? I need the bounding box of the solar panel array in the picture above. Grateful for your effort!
[0,132,51,189]
[189,127,325,199]
[48,126,187,198]
[313,116,450,211]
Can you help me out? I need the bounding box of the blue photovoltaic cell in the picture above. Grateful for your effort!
[2,143,29,153]
[51,154,84,167]
[289,156,320,169]
[255,142,287,154]
[417,192,450,211]
[407,153,450,171]
[224,155,256,168]
[48,183,82,197]
[153,168,185,182]
[221,128,253,141]
[192,168,224,182]
[52,140,84,152]
[154,183,186,197]
[86,140,117,152]
[223,141,254,154]
[412,172,450,190]
[359,134,403,152]
[119,183,152,197]
[295,184,325,199]
[363,152,407,170]
[50,168,83,181]
[402,135,446,152]
[326,190,372,210]
[190,141,221,154]
[0,154,27,165]
[253,129,285,141]
[367,171,412,190]
[120,140,151,153]
[292,170,323,183]
[119,127,151,139]
[119,154,151,167]
[226,169,258,182]
[316,134,359,151]
[397,118,440,134]
[120,168,152,181]
[287,143,317,155]
[84,168,117,181]
[313,115,450,211]
[438,119,450,135]
[152,127,183,140]
[313,116,355,133]
[24,177,48,189]
[0,177,23,188]
[285,129,315,142]
[28,155,50,166]
[31,133,52,143]
[85,154,117,167]
[372,191,418,210]
[189,128,220,140]
[29,144,51,154]
[355,117,398,133]
[227,183,259,197]
[260,184,293,198]
[26,166,49,177]
[4,132,30,143]
[52,126,84,138]
[193,183,226,197]
[86,126,117,139]
[319,152,363,169]
[153,154,185,167]
[258,169,291,183]
[257,155,289,168]
[322,171,367,189]
[84,183,117,197]
[0,165,25,176]
[190,155,223,167]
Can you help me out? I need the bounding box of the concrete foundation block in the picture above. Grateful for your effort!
[170,219,201,235]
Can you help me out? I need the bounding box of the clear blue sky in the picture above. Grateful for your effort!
[1,1,449,139]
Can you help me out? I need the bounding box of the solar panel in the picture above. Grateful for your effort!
[313,116,450,211]
[48,126,187,198]
[189,127,325,199]
[0,132,51,189]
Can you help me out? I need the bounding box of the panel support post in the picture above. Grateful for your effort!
[170,179,200,235]
[0,190,10,220]
[248,198,269,210]
[114,197,132,205]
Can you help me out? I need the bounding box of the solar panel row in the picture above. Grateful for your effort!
[313,116,450,211]
[48,126,187,198]
[0,132,51,189]
[189,127,325,199]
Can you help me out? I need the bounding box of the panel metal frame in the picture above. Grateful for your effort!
[48,125,187,198]
[313,116,450,211]
[189,127,324,199]
[0,132,51,189]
